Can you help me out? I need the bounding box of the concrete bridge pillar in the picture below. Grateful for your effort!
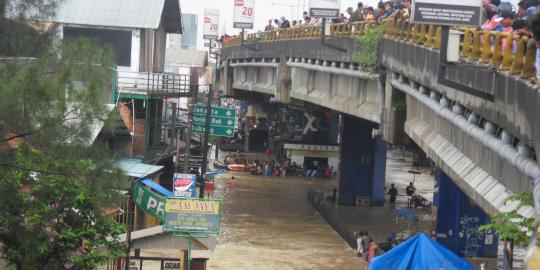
[433,168,498,258]
[338,114,387,206]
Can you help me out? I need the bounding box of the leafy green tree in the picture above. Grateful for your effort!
[479,192,535,269]
[0,147,125,269]
[353,24,386,73]
[0,0,127,269]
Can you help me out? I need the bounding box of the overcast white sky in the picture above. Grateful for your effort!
[181,0,380,50]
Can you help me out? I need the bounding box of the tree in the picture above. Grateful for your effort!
[478,192,535,269]
[0,147,125,269]
[0,0,127,268]
[353,24,386,73]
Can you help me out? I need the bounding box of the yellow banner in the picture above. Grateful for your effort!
[165,199,220,215]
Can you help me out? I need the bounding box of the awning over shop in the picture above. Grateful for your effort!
[369,233,472,270]
[117,158,164,178]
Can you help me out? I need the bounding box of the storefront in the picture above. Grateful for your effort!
[284,143,340,172]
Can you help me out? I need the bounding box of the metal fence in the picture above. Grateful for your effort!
[116,70,192,98]
[307,189,357,249]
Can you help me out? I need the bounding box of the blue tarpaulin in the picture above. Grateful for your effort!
[141,178,173,197]
[369,233,472,270]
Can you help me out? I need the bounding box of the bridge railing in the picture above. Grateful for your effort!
[223,19,538,82]
[385,19,537,80]
[223,22,377,46]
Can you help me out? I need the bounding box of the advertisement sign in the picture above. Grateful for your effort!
[203,9,219,40]
[177,155,206,167]
[309,0,341,18]
[233,0,255,29]
[173,173,196,198]
[132,181,166,219]
[164,198,222,234]
[411,0,482,27]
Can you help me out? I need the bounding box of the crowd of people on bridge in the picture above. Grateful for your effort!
[248,0,540,80]
[263,0,413,30]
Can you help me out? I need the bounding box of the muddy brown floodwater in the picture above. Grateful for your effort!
[206,173,366,270]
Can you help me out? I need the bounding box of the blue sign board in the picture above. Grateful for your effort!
[173,173,196,198]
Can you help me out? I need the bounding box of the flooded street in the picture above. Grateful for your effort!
[206,173,366,270]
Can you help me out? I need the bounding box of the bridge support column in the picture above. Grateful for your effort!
[275,57,291,103]
[433,168,498,258]
[338,115,387,206]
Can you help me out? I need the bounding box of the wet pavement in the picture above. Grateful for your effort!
[206,173,366,270]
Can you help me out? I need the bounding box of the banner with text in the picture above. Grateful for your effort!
[411,0,482,27]
[309,0,341,18]
[164,198,222,234]
[203,9,220,39]
[132,181,166,219]
[233,0,255,29]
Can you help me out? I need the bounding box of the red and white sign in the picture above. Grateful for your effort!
[203,9,219,40]
[233,0,254,29]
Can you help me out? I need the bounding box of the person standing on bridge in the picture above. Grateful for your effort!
[265,20,274,31]
[528,8,540,79]
[349,2,364,22]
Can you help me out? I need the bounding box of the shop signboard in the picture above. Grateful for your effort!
[411,0,482,27]
[132,181,166,219]
[164,198,222,234]
[173,173,196,198]
[233,0,255,29]
[203,9,219,39]
[309,0,341,18]
[177,155,206,167]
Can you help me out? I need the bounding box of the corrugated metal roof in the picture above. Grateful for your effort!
[52,0,181,31]
[165,48,208,67]
[117,225,218,253]
[117,158,163,178]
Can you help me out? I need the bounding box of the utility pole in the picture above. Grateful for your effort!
[199,84,213,198]
[199,39,217,198]
[183,71,199,174]
[214,51,222,161]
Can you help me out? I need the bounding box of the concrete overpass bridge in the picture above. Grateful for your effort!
[217,20,540,259]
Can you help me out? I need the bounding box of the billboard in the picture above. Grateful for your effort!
[164,198,222,234]
[233,0,255,29]
[173,173,196,198]
[411,0,483,27]
[309,0,341,18]
[203,9,219,40]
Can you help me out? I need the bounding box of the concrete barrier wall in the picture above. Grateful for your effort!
[221,37,359,63]
[380,38,540,153]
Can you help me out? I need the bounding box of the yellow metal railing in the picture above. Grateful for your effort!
[385,19,537,80]
[222,19,538,81]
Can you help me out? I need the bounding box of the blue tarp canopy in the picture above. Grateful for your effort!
[141,178,173,197]
[369,233,472,270]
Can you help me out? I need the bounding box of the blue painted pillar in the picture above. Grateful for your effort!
[338,115,387,206]
[433,168,498,258]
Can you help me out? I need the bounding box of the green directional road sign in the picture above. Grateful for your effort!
[193,124,234,137]
[192,105,236,137]
[193,105,236,119]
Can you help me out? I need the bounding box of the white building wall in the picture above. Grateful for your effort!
[130,29,140,72]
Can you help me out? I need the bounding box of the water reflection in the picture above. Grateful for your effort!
[207,173,366,270]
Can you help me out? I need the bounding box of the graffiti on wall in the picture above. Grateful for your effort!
[459,215,484,257]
